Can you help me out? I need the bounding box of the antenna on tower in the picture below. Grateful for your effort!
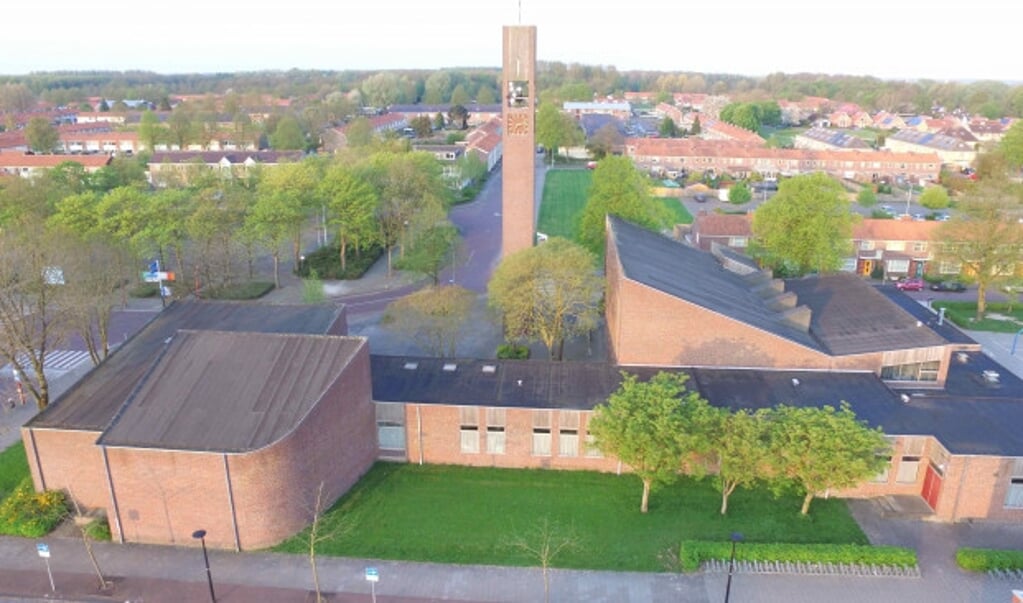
[518,0,522,24]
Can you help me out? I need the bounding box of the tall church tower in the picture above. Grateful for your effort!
[501,25,537,258]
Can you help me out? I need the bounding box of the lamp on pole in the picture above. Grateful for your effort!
[723,531,743,603]
[192,529,216,603]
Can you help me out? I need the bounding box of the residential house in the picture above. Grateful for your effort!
[388,104,501,129]
[412,144,468,188]
[793,127,870,151]
[852,219,940,278]
[688,211,753,252]
[698,119,766,145]
[884,130,977,169]
[147,150,304,185]
[852,111,875,128]
[562,101,632,120]
[968,118,1011,143]
[0,153,111,178]
[828,111,854,129]
[321,114,409,151]
[60,131,141,155]
[873,112,907,131]
[464,117,503,173]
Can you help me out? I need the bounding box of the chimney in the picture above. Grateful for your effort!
[780,305,812,332]
[765,291,798,311]
[752,278,785,299]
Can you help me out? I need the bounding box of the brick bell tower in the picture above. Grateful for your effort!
[501,25,537,258]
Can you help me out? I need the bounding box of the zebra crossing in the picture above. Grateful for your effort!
[3,349,92,377]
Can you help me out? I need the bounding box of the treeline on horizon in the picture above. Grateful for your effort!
[1,63,1022,118]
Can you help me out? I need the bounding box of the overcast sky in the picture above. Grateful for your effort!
[3,0,1019,82]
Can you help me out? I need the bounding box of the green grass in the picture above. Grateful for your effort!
[759,126,807,147]
[274,463,867,572]
[654,198,694,225]
[932,301,1023,333]
[537,169,592,240]
[957,547,1023,572]
[0,443,29,500]
[203,281,275,300]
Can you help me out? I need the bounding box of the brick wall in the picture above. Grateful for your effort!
[21,428,108,510]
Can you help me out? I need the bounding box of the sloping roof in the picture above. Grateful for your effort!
[797,127,869,149]
[97,331,364,452]
[784,274,948,355]
[889,129,974,151]
[692,212,752,237]
[852,219,940,241]
[29,300,347,432]
[607,216,822,352]
[0,153,111,169]
[626,138,939,166]
[148,151,303,164]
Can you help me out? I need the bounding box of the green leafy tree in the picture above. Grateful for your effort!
[167,106,196,149]
[936,180,1023,318]
[410,115,433,138]
[689,115,701,135]
[586,123,623,160]
[476,85,497,105]
[658,117,680,138]
[487,238,601,360]
[728,182,752,204]
[423,71,452,105]
[25,117,59,153]
[857,187,878,207]
[345,117,374,147]
[709,409,771,515]
[448,104,469,129]
[536,103,582,165]
[138,109,163,151]
[588,372,715,513]
[270,115,306,150]
[433,112,446,130]
[381,285,475,357]
[317,163,379,271]
[751,173,857,276]
[1000,121,1023,172]
[720,102,761,131]
[247,162,316,288]
[450,84,471,107]
[919,186,950,210]
[766,403,889,515]
[578,156,669,256]
[395,222,459,285]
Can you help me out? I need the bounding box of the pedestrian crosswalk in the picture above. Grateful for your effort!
[3,350,92,376]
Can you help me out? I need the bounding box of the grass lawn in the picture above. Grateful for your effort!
[932,301,1023,333]
[759,125,807,147]
[274,463,867,572]
[655,198,693,225]
[0,442,30,499]
[537,169,592,240]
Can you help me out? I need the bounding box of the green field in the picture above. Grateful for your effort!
[537,169,592,240]
[932,300,1023,333]
[274,463,867,572]
[655,197,694,225]
[0,442,29,499]
[759,125,807,147]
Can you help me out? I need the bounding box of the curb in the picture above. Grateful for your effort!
[701,559,921,578]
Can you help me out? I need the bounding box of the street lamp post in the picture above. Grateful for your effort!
[192,529,216,603]
[723,532,743,603]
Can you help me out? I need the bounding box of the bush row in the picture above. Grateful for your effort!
[679,540,917,572]
[0,479,69,538]
[203,281,275,300]
[956,547,1023,572]
[297,245,384,280]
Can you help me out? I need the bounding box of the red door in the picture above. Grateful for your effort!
[922,463,943,510]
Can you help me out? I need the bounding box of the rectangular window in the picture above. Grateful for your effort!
[896,456,921,483]
[860,240,874,251]
[872,456,892,483]
[486,408,506,455]
[459,407,479,454]
[558,410,580,457]
[887,241,906,252]
[376,403,406,451]
[532,410,552,456]
[939,260,962,275]
[886,259,910,273]
[913,242,927,252]
[729,237,748,248]
[881,361,940,382]
[1006,459,1023,508]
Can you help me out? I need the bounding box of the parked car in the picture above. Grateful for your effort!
[694,193,708,203]
[935,213,951,222]
[895,278,925,291]
[930,281,966,292]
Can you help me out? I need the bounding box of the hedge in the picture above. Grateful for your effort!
[679,540,917,572]
[0,479,69,537]
[956,547,1023,572]
[203,281,275,300]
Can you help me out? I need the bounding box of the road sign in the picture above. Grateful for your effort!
[365,567,379,582]
[36,543,50,558]
[141,271,175,283]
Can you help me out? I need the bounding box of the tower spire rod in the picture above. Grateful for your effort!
[518,0,522,24]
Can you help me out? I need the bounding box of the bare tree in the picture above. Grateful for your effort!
[507,517,578,603]
[67,487,111,591]
[305,481,353,603]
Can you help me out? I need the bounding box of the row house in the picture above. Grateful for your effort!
[625,138,941,183]
[321,114,409,151]
[464,117,503,173]
[698,119,766,145]
[412,144,468,189]
[653,102,684,126]
[793,127,870,151]
[562,101,632,120]
[147,150,304,185]
[852,219,940,278]
[623,91,656,103]
[74,112,128,125]
[387,104,501,129]
[884,130,977,169]
[0,153,111,178]
[968,118,1012,142]
[873,111,907,131]
[60,131,141,154]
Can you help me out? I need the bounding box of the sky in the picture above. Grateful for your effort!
[2,0,1020,83]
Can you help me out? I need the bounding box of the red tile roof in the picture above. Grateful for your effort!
[0,153,111,169]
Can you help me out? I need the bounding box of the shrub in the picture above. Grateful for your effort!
[297,244,384,280]
[857,188,877,207]
[956,547,1023,572]
[919,186,951,210]
[728,183,752,204]
[870,210,893,219]
[84,516,112,541]
[129,282,160,298]
[203,281,275,300]
[0,479,69,537]
[679,540,917,572]
[496,343,529,359]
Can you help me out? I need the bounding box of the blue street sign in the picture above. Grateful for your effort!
[36,543,50,558]
[365,567,379,582]
[149,259,159,273]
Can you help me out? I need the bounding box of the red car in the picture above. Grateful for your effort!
[895,278,925,292]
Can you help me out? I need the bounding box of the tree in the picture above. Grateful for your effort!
[708,409,771,515]
[345,116,374,147]
[247,164,314,288]
[1000,121,1023,172]
[728,182,752,204]
[936,181,1023,318]
[450,84,471,106]
[167,106,195,149]
[507,517,578,603]
[433,112,446,131]
[381,285,475,357]
[766,403,889,515]
[488,238,601,360]
[410,115,433,138]
[395,222,460,285]
[270,115,306,150]
[919,186,950,210]
[448,104,469,129]
[0,83,35,113]
[138,109,163,151]
[423,71,452,105]
[477,85,497,105]
[689,115,702,136]
[317,163,379,271]
[658,116,680,138]
[588,372,714,513]
[586,123,623,160]
[25,117,59,153]
[578,156,669,256]
[857,187,877,207]
[536,103,582,165]
[751,172,857,276]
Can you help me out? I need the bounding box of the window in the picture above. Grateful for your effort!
[913,242,927,253]
[376,403,406,451]
[729,237,748,248]
[896,456,921,483]
[939,260,962,275]
[559,411,580,457]
[860,240,875,251]
[532,410,552,456]
[887,241,906,252]
[459,407,479,454]
[1006,459,1023,508]
[486,408,506,455]
[886,259,910,274]
[882,360,939,382]
[584,434,603,458]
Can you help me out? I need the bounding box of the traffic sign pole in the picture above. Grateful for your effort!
[37,543,55,592]
[365,567,379,603]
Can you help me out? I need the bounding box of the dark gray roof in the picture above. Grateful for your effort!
[97,331,365,453]
[784,275,949,355]
[372,354,1023,457]
[29,300,347,432]
[608,216,822,352]
[149,151,304,164]
[799,127,869,149]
